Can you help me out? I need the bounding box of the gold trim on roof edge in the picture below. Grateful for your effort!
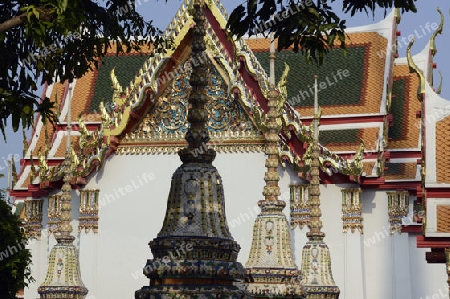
[116,143,265,155]
[35,114,108,187]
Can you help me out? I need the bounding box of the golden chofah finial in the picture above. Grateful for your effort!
[430,7,444,56]
[277,62,290,100]
[406,37,425,102]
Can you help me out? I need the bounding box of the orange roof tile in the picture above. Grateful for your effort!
[54,136,81,157]
[437,205,450,232]
[384,162,417,181]
[436,115,450,183]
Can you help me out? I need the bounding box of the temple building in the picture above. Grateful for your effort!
[10,0,450,298]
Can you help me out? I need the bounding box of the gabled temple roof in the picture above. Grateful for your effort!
[13,1,445,196]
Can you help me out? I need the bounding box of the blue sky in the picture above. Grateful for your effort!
[1,0,449,190]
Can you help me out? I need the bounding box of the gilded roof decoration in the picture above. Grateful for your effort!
[429,8,444,57]
[406,38,426,102]
[19,0,372,192]
[280,119,365,180]
[35,116,108,186]
[99,0,273,140]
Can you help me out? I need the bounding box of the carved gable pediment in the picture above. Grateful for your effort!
[117,55,264,155]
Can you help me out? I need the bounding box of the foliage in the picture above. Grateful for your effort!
[0,188,33,298]
[0,0,165,140]
[226,0,417,66]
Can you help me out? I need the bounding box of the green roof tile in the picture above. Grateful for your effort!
[320,129,359,145]
[388,78,407,140]
[90,55,149,112]
[253,45,366,107]
[385,163,404,175]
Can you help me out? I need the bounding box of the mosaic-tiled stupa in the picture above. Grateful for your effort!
[299,77,340,299]
[244,51,303,297]
[135,1,251,298]
[37,149,88,299]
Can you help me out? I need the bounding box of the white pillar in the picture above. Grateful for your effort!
[392,233,412,298]
[344,231,366,298]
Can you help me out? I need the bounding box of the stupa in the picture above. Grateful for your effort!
[244,37,303,298]
[299,76,340,298]
[37,87,88,299]
[135,1,251,298]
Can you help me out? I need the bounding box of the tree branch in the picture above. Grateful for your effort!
[0,7,53,33]
[0,12,27,33]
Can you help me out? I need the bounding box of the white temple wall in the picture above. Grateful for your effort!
[408,237,447,299]
[361,189,395,299]
[23,151,447,299]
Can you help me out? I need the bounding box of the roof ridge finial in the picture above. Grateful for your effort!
[429,7,444,57]
[406,38,426,102]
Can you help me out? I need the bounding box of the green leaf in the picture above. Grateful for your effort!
[32,7,39,19]
[12,112,20,132]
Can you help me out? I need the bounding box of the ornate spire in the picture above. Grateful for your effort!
[245,63,303,296]
[135,2,250,298]
[178,0,215,165]
[307,76,324,241]
[38,86,88,299]
[300,76,339,298]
